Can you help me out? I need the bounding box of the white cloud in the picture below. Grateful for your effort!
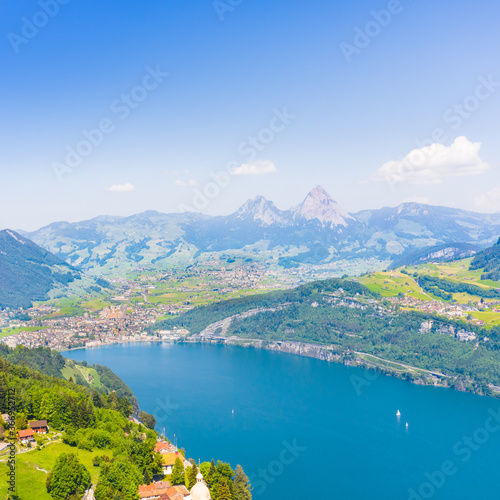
[175,179,199,187]
[233,160,277,176]
[475,187,500,213]
[373,136,490,185]
[105,183,136,192]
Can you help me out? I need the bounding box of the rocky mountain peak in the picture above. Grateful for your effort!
[235,196,287,226]
[293,186,354,227]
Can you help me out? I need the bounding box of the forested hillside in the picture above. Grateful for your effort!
[0,345,139,414]
[470,237,500,280]
[0,229,81,309]
[154,277,500,396]
[153,278,378,334]
[0,355,161,499]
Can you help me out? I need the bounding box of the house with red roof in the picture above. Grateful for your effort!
[154,441,177,454]
[138,480,171,500]
[17,429,35,444]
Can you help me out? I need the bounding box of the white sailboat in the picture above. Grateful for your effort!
[396,410,401,417]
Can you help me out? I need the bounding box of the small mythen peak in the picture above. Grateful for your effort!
[293,186,354,227]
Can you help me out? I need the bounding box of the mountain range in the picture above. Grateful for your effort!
[18,186,500,274]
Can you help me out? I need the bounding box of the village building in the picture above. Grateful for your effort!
[161,452,191,475]
[138,481,192,500]
[154,441,177,454]
[138,480,171,500]
[29,420,48,434]
[17,428,35,444]
[166,485,191,499]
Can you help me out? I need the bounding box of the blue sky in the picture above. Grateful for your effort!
[1,0,500,230]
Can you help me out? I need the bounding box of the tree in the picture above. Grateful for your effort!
[208,459,217,485]
[211,461,234,498]
[170,457,185,485]
[200,462,212,484]
[15,414,27,430]
[139,411,156,430]
[216,477,233,500]
[95,459,142,500]
[186,460,198,489]
[119,397,133,418]
[233,465,252,500]
[46,453,91,500]
[0,374,8,413]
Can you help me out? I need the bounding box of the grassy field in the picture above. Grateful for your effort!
[61,361,103,390]
[0,326,49,339]
[407,259,500,289]
[359,259,500,327]
[468,311,500,327]
[82,298,110,312]
[0,441,110,500]
[132,287,263,308]
[358,271,432,301]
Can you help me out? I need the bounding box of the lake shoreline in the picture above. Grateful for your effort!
[61,336,500,400]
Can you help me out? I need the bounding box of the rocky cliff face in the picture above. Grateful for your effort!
[266,341,342,361]
[292,185,354,227]
[234,196,289,226]
[226,338,342,362]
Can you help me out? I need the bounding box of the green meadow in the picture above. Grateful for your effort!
[0,441,110,500]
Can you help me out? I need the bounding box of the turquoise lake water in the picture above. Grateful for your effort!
[64,342,500,499]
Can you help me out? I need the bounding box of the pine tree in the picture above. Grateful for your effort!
[186,460,198,489]
[207,458,217,485]
[170,457,185,485]
[233,465,252,500]
[216,477,233,500]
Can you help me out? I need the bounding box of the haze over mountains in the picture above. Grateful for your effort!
[16,186,500,273]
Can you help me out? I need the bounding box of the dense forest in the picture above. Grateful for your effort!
[412,273,500,300]
[0,355,161,498]
[0,345,139,414]
[0,229,80,309]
